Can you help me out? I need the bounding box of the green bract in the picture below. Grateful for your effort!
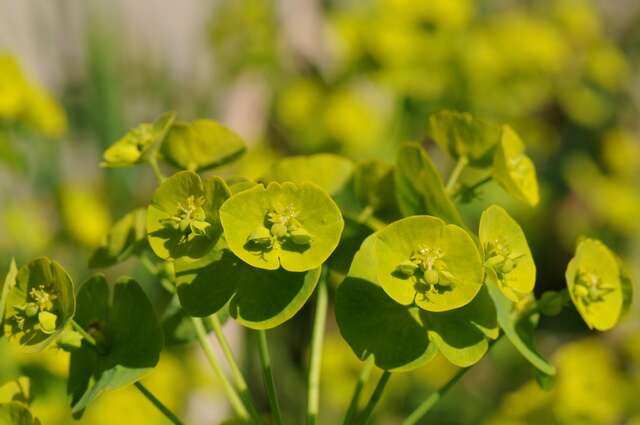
[374,216,483,312]
[1,258,75,352]
[219,182,344,272]
[102,112,175,167]
[68,275,163,417]
[353,159,397,216]
[89,208,147,268]
[493,125,540,207]
[147,171,230,260]
[565,238,624,331]
[395,142,465,227]
[427,110,502,168]
[161,119,246,171]
[479,205,536,301]
[0,401,41,425]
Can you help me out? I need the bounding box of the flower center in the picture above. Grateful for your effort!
[6,283,59,335]
[161,195,210,242]
[394,246,454,299]
[246,205,312,248]
[485,239,521,278]
[573,270,613,308]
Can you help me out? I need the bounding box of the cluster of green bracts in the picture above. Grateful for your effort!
[1,110,633,425]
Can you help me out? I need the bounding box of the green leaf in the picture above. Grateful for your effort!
[486,278,556,375]
[147,171,230,260]
[565,238,624,331]
[161,119,246,171]
[394,142,465,227]
[263,153,353,196]
[89,208,147,268]
[220,182,344,272]
[422,286,498,367]
[479,205,536,301]
[0,401,41,425]
[0,259,18,340]
[2,258,75,352]
[493,125,540,207]
[335,234,436,371]
[373,216,483,312]
[68,276,163,417]
[427,110,502,168]
[352,159,398,217]
[102,112,175,167]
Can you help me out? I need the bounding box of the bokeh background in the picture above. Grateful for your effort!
[1,0,639,424]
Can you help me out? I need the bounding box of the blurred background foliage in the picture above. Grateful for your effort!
[0,0,639,423]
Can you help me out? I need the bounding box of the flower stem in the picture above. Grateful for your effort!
[191,317,249,420]
[205,315,263,424]
[148,157,166,184]
[257,330,284,425]
[355,371,391,425]
[307,270,329,425]
[445,156,469,194]
[134,382,186,425]
[71,320,97,346]
[342,356,375,425]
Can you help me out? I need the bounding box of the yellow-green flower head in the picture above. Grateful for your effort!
[147,171,230,260]
[565,238,627,331]
[1,258,75,352]
[102,112,175,167]
[219,182,344,272]
[480,205,536,301]
[493,125,540,207]
[373,216,483,312]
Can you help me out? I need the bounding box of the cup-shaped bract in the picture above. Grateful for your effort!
[479,205,536,301]
[427,110,502,167]
[147,171,230,260]
[89,207,147,268]
[161,119,246,171]
[493,125,540,207]
[102,112,175,167]
[565,238,625,331]
[374,216,483,312]
[1,258,75,352]
[220,182,344,272]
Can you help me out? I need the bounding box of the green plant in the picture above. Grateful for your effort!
[0,110,633,425]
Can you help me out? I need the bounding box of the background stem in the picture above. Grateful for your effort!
[306,271,329,425]
[342,356,375,425]
[258,330,284,425]
[355,371,391,425]
[445,156,468,193]
[135,382,186,425]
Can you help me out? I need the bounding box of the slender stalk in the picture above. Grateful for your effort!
[453,175,492,200]
[445,156,469,193]
[401,368,467,425]
[135,382,186,425]
[307,271,329,425]
[342,357,375,425]
[355,371,391,425]
[205,315,263,424]
[191,317,249,420]
[257,330,284,425]
[148,157,166,183]
[71,320,97,346]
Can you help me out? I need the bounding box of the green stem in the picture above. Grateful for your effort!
[445,156,468,194]
[135,382,186,425]
[355,371,391,425]
[307,271,329,425]
[342,357,375,425]
[191,317,249,420]
[453,175,492,200]
[401,368,467,425]
[148,157,166,183]
[257,330,284,425]
[205,316,263,424]
[71,320,97,346]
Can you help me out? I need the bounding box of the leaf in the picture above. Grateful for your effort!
[220,182,344,272]
[0,259,18,339]
[68,276,163,417]
[493,125,540,207]
[335,234,436,371]
[486,278,556,375]
[427,110,502,167]
[373,216,483,312]
[394,142,465,227]
[352,159,398,217]
[479,205,536,301]
[147,171,230,260]
[161,119,246,171]
[565,238,624,331]
[89,208,147,268]
[102,112,175,167]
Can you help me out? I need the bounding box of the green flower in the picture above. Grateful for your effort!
[1,258,75,352]
[493,125,540,207]
[219,182,344,272]
[479,205,536,301]
[565,238,625,331]
[102,112,175,167]
[373,216,483,312]
[147,171,230,260]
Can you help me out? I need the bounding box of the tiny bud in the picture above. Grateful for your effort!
[486,255,505,268]
[424,269,440,286]
[190,220,210,236]
[290,227,312,245]
[248,227,272,245]
[574,285,588,298]
[501,258,515,273]
[179,218,191,233]
[38,311,57,334]
[395,261,418,276]
[25,303,39,318]
[271,223,288,238]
